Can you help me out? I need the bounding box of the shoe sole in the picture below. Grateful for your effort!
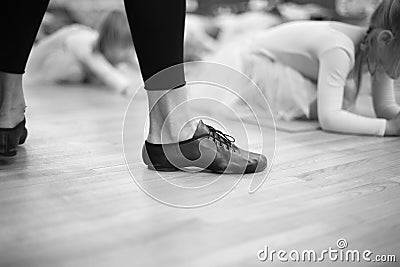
[147,165,179,172]
[146,162,267,174]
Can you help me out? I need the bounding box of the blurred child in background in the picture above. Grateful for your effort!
[211,0,400,137]
[35,5,80,42]
[26,10,140,95]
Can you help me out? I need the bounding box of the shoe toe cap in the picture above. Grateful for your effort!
[246,153,268,173]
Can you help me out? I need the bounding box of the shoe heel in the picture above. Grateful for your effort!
[142,143,179,172]
[19,128,28,145]
[147,165,179,172]
[0,119,27,157]
[0,131,18,157]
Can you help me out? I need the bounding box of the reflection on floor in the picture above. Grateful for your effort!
[0,83,399,267]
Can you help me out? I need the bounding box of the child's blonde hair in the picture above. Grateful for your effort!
[354,0,400,97]
[93,10,133,62]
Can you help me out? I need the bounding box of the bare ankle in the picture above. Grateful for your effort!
[147,117,198,144]
[0,72,26,128]
[146,87,198,144]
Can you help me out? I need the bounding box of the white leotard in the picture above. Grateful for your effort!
[248,21,395,136]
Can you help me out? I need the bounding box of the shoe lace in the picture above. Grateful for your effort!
[206,124,236,150]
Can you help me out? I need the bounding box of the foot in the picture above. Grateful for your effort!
[142,120,268,174]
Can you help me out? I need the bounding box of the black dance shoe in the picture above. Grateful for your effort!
[0,119,28,157]
[142,120,267,174]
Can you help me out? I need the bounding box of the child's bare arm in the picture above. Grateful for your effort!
[80,52,131,93]
[317,48,387,136]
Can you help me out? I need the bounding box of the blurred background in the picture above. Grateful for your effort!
[36,0,382,59]
[40,0,382,32]
[28,0,385,95]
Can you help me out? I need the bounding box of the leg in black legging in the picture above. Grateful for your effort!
[124,0,186,90]
[0,0,50,74]
[124,0,197,144]
[0,0,49,154]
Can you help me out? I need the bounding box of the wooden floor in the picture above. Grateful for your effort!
[0,83,399,267]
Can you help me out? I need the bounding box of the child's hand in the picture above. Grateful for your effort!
[385,111,400,136]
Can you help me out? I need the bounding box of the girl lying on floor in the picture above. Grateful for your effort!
[212,0,400,136]
[26,10,140,95]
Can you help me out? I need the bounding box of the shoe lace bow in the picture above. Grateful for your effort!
[206,125,236,149]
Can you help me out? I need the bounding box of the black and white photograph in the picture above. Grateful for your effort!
[1,0,399,266]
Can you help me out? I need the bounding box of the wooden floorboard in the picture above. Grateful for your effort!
[0,83,399,267]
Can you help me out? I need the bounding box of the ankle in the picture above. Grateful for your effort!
[147,117,198,144]
[146,87,198,144]
[0,72,26,128]
[0,72,23,88]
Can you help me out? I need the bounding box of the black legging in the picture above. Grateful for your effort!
[0,0,186,90]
